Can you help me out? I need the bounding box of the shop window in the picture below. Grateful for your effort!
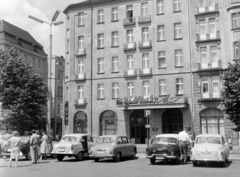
[74,112,87,133]
[100,111,117,135]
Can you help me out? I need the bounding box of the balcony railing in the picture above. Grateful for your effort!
[139,40,152,49]
[138,15,151,24]
[196,4,219,15]
[197,60,222,70]
[75,73,86,81]
[139,68,152,77]
[76,48,86,57]
[124,69,137,78]
[74,98,87,107]
[200,92,222,100]
[196,31,220,43]
[123,17,136,26]
[124,42,136,51]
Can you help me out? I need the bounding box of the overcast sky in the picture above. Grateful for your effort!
[0,0,83,57]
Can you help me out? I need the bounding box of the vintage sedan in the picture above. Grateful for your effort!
[89,135,137,162]
[191,134,230,167]
[51,134,95,161]
[146,134,190,164]
[2,136,31,160]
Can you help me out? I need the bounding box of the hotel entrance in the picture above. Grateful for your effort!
[130,110,147,144]
[162,109,183,134]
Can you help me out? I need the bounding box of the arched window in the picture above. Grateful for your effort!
[162,109,183,134]
[74,112,87,133]
[100,111,117,135]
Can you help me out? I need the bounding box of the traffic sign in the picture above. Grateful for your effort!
[144,110,151,117]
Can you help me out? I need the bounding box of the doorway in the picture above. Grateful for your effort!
[162,109,183,134]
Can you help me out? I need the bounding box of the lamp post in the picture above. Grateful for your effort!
[29,10,64,134]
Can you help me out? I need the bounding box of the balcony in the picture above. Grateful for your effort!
[124,42,136,51]
[139,40,152,49]
[138,15,151,24]
[196,31,221,44]
[197,60,222,70]
[139,68,152,77]
[74,98,87,107]
[75,49,86,57]
[195,4,219,15]
[123,17,136,26]
[200,92,222,100]
[124,69,137,78]
[75,73,86,81]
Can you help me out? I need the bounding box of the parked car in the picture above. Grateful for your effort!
[146,134,191,164]
[190,134,230,167]
[89,135,137,162]
[2,136,31,160]
[51,134,95,161]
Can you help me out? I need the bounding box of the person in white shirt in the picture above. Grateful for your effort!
[178,127,191,164]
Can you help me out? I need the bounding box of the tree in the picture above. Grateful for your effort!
[0,48,48,133]
[222,60,240,131]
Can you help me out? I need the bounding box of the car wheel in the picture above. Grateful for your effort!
[193,161,197,167]
[94,158,100,162]
[26,151,31,160]
[113,152,121,162]
[150,158,156,164]
[131,149,136,159]
[76,152,84,161]
[57,155,64,161]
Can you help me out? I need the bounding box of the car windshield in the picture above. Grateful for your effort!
[195,136,221,144]
[60,136,78,143]
[152,137,177,145]
[20,137,30,143]
[97,137,115,144]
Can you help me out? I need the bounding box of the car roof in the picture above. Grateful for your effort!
[155,134,179,138]
[98,135,125,138]
[62,134,89,138]
[196,134,222,138]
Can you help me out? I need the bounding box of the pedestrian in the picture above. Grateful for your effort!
[40,132,49,160]
[178,126,191,164]
[7,131,21,167]
[35,130,41,162]
[30,129,40,164]
[227,136,233,152]
[48,131,53,153]
[0,136,4,159]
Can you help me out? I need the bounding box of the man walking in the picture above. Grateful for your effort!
[30,129,40,164]
[178,127,191,164]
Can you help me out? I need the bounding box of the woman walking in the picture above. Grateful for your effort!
[7,131,21,167]
[40,132,49,160]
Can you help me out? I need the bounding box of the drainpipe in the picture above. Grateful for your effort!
[90,1,93,136]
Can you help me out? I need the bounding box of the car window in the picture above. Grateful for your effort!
[87,136,94,142]
[121,137,128,144]
[195,136,221,144]
[117,137,123,144]
[97,137,115,144]
[152,137,177,145]
[20,136,30,143]
[60,136,78,143]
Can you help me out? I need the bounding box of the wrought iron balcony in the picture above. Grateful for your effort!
[138,15,151,24]
[197,60,222,70]
[75,73,86,81]
[139,68,152,77]
[76,49,86,57]
[196,31,220,43]
[74,98,87,107]
[123,17,136,26]
[124,42,136,51]
[195,4,219,15]
[200,92,222,100]
[124,69,137,78]
[139,40,152,49]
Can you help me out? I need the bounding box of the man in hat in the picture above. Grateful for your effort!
[30,129,40,164]
[178,126,191,164]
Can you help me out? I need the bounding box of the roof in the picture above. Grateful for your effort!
[155,134,179,138]
[0,20,42,48]
[196,134,222,138]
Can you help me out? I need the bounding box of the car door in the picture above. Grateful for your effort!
[87,135,95,153]
[115,137,124,156]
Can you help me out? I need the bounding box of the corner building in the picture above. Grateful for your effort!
[63,0,239,145]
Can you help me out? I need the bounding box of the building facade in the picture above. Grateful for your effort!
[63,0,240,145]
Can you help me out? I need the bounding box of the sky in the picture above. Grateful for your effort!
[0,0,84,57]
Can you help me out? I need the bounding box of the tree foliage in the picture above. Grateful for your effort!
[222,60,240,131]
[0,48,48,133]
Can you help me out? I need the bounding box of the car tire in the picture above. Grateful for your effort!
[193,161,197,167]
[76,152,84,161]
[26,151,31,160]
[131,149,136,159]
[113,152,121,162]
[94,158,100,162]
[57,155,64,161]
[150,158,156,164]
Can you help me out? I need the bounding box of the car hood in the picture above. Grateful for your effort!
[92,144,114,150]
[193,144,223,152]
[148,143,178,150]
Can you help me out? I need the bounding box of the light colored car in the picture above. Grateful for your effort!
[191,134,230,167]
[89,135,137,162]
[51,134,95,161]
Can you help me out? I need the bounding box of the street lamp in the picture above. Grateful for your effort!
[29,10,64,134]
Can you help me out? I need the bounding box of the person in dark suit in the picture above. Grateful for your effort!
[30,129,40,164]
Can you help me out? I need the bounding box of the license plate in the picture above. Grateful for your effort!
[97,151,104,153]
[156,156,163,160]
[59,149,65,152]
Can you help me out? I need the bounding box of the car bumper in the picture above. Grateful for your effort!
[146,154,177,160]
[89,154,115,159]
[191,155,225,162]
[51,150,75,155]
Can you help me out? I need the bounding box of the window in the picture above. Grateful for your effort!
[143,81,150,98]
[112,31,118,46]
[100,111,117,135]
[78,36,84,50]
[38,58,41,68]
[98,84,104,99]
[127,29,134,44]
[202,77,209,98]
[212,76,220,98]
[78,59,84,74]
[200,45,218,68]
[78,85,84,99]
[157,0,164,14]
[112,56,119,72]
[173,0,181,12]
[141,2,148,16]
[98,33,104,48]
[127,5,133,20]
[112,7,118,21]
[127,55,134,70]
[78,12,85,26]
[201,76,220,98]
[200,47,208,68]
[174,23,182,39]
[142,53,149,69]
[58,104,60,114]
[175,49,183,67]
[158,51,166,68]
[112,83,119,99]
[199,19,206,40]
[234,42,240,59]
[98,58,104,73]
[159,79,166,95]
[210,46,218,66]
[142,27,149,42]
[176,78,184,94]
[232,13,240,29]
[158,25,165,41]
[209,18,216,38]
[98,10,104,23]
[127,82,134,97]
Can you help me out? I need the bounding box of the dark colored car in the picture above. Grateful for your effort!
[146,134,190,164]
[2,136,31,160]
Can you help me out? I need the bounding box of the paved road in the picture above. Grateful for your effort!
[1,156,240,177]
